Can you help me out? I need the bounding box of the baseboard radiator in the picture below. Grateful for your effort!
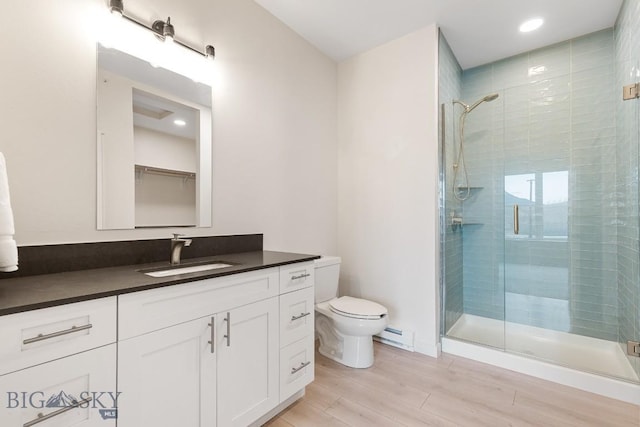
[374,326,415,352]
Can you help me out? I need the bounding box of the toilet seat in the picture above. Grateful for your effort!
[329,296,387,320]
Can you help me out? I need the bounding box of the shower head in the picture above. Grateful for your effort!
[467,93,499,112]
[484,93,499,102]
[454,93,500,113]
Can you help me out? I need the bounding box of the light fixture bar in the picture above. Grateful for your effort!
[107,0,215,59]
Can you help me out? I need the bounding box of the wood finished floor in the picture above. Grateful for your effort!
[265,342,640,427]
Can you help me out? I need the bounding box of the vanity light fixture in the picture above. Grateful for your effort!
[205,45,215,60]
[519,18,544,33]
[107,0,214,59]
[174,119,187,126]
[109,0,123,16]
[152,17,175,43]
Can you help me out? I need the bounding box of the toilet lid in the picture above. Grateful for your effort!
[329,296,387,319]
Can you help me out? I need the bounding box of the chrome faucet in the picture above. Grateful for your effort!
[170,233,192,265]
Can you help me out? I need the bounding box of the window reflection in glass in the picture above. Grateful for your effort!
[505,171,568,239]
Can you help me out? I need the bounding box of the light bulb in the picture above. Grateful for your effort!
[519,18,544,33]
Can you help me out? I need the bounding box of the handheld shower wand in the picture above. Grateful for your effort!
[452,93,499,201]
[454,93,499,113]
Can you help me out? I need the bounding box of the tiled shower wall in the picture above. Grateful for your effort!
[459,29,621,341]
[615,0,640,378]
[438,34,464,332]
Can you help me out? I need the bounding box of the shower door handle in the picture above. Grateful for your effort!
[513,204,520,235]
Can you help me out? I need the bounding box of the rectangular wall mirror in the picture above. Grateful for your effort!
[96,44,212,230]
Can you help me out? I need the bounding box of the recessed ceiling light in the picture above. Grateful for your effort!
[174,119,186,126]
[519,18,544,33]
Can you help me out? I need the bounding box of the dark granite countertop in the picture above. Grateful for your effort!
[0,251,319,316]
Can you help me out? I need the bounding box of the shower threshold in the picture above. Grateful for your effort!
[446,314,639,382]
[443,314,640,404]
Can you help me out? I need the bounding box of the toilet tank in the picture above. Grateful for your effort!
[314,256,341,303]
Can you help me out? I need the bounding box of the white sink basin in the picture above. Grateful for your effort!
[144,263,233,278]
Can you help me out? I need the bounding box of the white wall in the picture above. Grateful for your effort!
[0,0,337,256]
[337,25,440,356]
[134,127,196,173]
[135,172,196,227]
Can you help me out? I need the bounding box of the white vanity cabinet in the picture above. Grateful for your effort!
[0,297,118,426]
[116,264,305,427]
[117,298,279,427]
[0,259,315,427]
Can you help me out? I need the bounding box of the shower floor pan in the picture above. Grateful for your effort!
[447,313,639,382]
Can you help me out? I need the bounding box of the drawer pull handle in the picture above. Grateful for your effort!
[291,273,310,281]
[23,396,92,427]
[224,312,231,347]
[23,324,93,345]
[208,317,215,354]
[291,312,311,322]
[291,361,311,375]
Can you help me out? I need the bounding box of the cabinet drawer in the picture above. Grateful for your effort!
[0,344,117,426]
[279,262,314,293]
[279,286,314,348]
[0,297,117,376]
[119,267,279,340]
[279,335,314,402]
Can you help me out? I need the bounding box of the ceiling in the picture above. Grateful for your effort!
[253,0,623,69]
[133,90,198,140]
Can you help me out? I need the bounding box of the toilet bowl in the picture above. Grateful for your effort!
[314,257,388,368]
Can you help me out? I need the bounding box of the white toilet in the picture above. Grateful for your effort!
[314,256,388,368]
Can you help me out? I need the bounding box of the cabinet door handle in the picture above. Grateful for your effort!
[291,273,310,280]
[208,317,215,354]
[23,324,93,345]
[223,312,231,347]
[291,361,311,374]
[513,204,520,235]
[291,312,311,322]
[23,397,92,427]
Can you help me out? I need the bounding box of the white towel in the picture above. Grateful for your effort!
[0,153,18,272]
[0,237,17,272]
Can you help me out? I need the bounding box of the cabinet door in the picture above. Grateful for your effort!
[117,317,216,427]
[0,344,116,427]
[217,298,279,427]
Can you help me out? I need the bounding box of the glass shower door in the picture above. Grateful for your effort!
[502,82,573,363]
[502,62,640,382]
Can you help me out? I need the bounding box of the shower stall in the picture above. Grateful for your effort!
[438,1,640,403]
